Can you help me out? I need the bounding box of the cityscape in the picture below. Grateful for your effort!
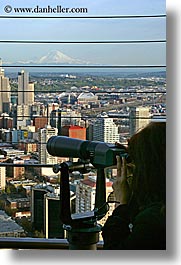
[0,0,166,249]
[0,58,166,244]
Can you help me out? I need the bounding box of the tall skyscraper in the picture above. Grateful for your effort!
[28,82,35,105]
[129,106,151,136]
[0,166,6,191]
[18,70,34,105]
[17,70,34,128]
[18,70,28,105]
[0,58,11,114]
[93,113,120,143]
[38,125,58,165]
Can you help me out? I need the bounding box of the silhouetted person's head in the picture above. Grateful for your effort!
[128,122,166,207]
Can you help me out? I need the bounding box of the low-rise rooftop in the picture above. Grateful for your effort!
[0,210,24,236]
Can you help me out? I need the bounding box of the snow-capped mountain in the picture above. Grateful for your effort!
[36,50,85,64]
[4,50,88,65]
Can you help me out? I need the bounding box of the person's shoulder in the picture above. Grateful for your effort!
[134,202,165,226]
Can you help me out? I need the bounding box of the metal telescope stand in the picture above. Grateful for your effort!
[53,161,108,250]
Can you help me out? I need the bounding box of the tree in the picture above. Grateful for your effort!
[34,230,45,238]
[0,199,5,210]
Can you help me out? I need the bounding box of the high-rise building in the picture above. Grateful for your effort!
[31,102,46,117]
[6,158,25,179]
[129,106,151,137]
[33,117,48,132]
[0,113,13,129]
[18,70,28,105]
[93,113,120,143]
[76,175,96,214]
[0,59,11,114]
[51,109,82,132]
[75,174,115,240]
[44,191,64,239]
[32,184,75,238]
[38,125,58,165]
[31,185,49,232]
[18,70,34,105]
[17,104,31,128]
[46,103,59,126]
[28,82,35,105]
[75,174,114,213]
[0,166,6,191]
[17,70,34,128]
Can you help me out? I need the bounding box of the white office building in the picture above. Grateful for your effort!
[75,174,115,240]
[38,125,58,165]
[17,104,31,128]
[93,112,120,143]
[129,106,151,136]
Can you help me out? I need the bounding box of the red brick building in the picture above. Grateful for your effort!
[18,140,38,153]
[0,115,13,129]
[6,158,25,179]
[33,117,48,132]
[61,125,86,140]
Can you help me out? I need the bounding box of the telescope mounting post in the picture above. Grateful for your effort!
[59,161,107,250]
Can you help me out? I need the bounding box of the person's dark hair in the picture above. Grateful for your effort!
[128,122,166,207]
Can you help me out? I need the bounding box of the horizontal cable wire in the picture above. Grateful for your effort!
[5,116,165,119]
[0,14,166,19]
[3,131,164,144]
[2,65,166,68]
[2,90,166,94]
[0,132,166,145]
[0,40,166,44]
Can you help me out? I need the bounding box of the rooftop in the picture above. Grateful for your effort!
[0,210,24,234]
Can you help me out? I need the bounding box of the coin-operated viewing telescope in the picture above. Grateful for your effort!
[47,136,129,250]
[47,135,130,168]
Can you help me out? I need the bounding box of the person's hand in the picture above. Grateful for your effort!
[112,155,132,206]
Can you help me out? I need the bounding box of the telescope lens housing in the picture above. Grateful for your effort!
[47,136,130,167]
[47,136,90,160]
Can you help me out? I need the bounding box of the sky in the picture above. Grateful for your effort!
[0,0,166,67]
